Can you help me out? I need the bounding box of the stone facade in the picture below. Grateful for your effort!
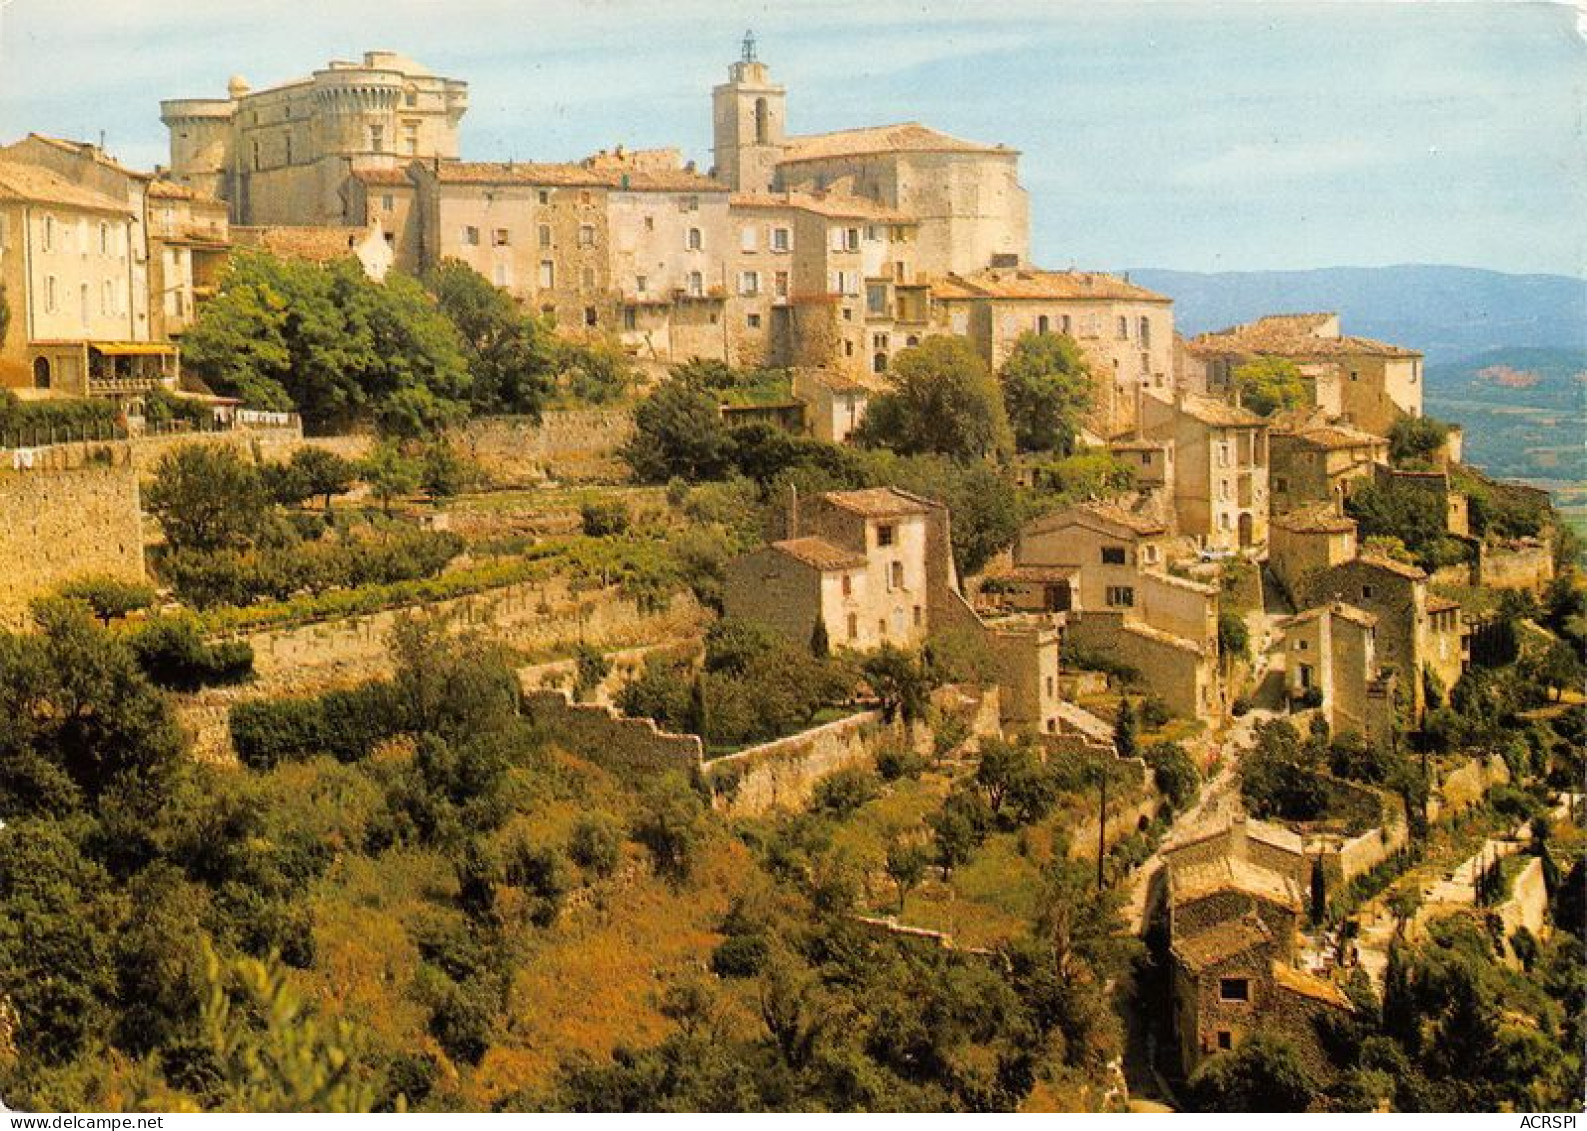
[0,456,145,627]
[1268,414,1387,515]
[161,52,468,226]
[1188,313,1424,438]
[1268,509,1358,603]
[1282,602,1396,744]
[930,268,1174,436]
[1138,391,1269,552]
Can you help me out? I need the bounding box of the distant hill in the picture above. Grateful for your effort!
[1422,346,1586,487]
[1123,265,1587,364]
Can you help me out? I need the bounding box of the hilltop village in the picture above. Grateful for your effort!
[0,43,1580,1114]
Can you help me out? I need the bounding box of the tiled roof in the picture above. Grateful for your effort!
[1426,595,1462,615]
[1003,564,1081,584]
[931,267,1170,304]
[230,224,372,263]
[1286,424,1387,452]
[781,122,1015,163]
[1143,568,1219,596]
[1022,500,1168,541]
[1165,816,1305,860]
[1171,857,1302,910]
[1166,393,1265,429]
[1190,313,1419,360]
[1354,553,1428,582]
[1172,918,1272,971]
[1270,962,1353,1010]
[1122,620,1204,655]
[147,178,224,205]
[0,159,131,214]
[429,160,728,193]
[731,189,911,223]
[1272,507,1357,535]
[11,134,152,180]
[1289,602,1378,630]
[770,536,867,571]
[352,168,413,186]
[821,487,933,518]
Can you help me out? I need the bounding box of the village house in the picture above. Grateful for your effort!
[791,366,880,443]
[1003,501,1219,717]
[929,268,1175,436]
[0,159,180,398]
[230,221,394,281]
[1282,602,1398,744]
[1108,436,1176,503]
[1268,410,1389,515]
[1299,554,1465,718]
[1268,507,1359,605]
[724,486,1062,734]
[160,51,468,226]
[1186,313,1424,438]
[1137,391,1269,552]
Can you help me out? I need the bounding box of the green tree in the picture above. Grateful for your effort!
[425,257,557,417]
[58,574,157,625]
[623,380,735,483]
[288,447,357,512]
[1232,357,1306,417]
[633,773,710,882]
[1113,697,1139,759]
[361,441,421,516]
[1389,416,1452,469]
[884,838,929,912]
[855,335,1013,461]
[146,443,269,552]
[1218,609,1251,665]
[861,645,934,724]
[999,331,1094,454]
[1189,1033,1318,1112]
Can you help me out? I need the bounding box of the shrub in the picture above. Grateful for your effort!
[504,840,570,928]
[580,498,631,537]
[1145,741,1200,814]
[572,643,611,702]
[709,933,770,979]
[230,681,404,768]
[58,575,156,625]
[127,616,255,691]
[810,766,881,818]
[875,737,929,781]
[568,814,623,877]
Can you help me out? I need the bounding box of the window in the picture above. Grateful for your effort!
[1037,314,1050,334]
[538,261,555,289]
[284,134,293,165]
[537,189,551,205]
[402,121,419,156]
[1106,586,1135,608]
[1216,1031,1233,1051]
[687,271,704,297]
[747,313,762,329]
[1295,639,1309,652]
[772,227,790,252]
[1274,475,1288,493]
[841,574,852,597]
[490,228,510,247]
[1218,978,1250,1003]
[890,561,905,590]
[774,271,789,298]
[101,279,112,315]
[578,224,596,248]
[463,225,481,246]
[368,125,384,152]
[635,275,648,294]
[686,227,702,251]
[580,267,596,290]
[1061,314,1072,334]
[623,306,637,331]
[847,613,858,640]
[44,274,56,312]
[99,222,109,256]
[740,226,757,252]
[1361,585,1375,600]
[404,87,418,108]
[644,215,654,231]
[873,352,888,374]
[739,271,760,297]
[381,193,395,212]
[579,191,593,206]
[1139,316,1151,347]
[877,618,887,639]
[866,283,887,315]
[1144,545,1158,564]
[538,224,552,248]
[845,227,860,252]
[877,524,895,547]
[1117,315,1129,340]
[1101,546,1127,565]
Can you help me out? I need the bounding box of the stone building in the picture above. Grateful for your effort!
[1299,554,1464,719]
[161,51,468,226]
[0,159,178,396]
[1268,411,1388,515]
[929,268,1175,436]
[230,221,393,281]
[1006,501,1220,717]
[710,40,1028,278]
[791,366,879,443]
[144,179,231,339]
[727,189,925,375]
[1186,313,1424,438]
[1282,602,1397,744]
[1138,391,1269,552]
[724,486,1062,734]
[1268,507,1358,603]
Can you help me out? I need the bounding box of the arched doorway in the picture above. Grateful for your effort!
[32,356,51,389]
[754,97,770,144]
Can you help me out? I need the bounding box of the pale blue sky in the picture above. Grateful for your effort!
[1,1,1581,276]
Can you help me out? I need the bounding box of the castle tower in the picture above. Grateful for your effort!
[711,32,785,193]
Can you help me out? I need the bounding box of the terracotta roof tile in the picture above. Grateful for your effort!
[1190,313,1419,360]
[932,267,1169,304]
[781,122,1015,163]
[1165,393,1266,429]
[0,159,131,214]
[731,190,911,223]
[821,487,933,518]
[429,160,727,193]
[1355,553,1429,582]
[1172,918,1272,971]
[771,536,867,571]
[1270,961,1353,1009]
[230,224,373,263]
[352,168,414,186]
[1272,507,1357,535]
[1171,857,1303,909]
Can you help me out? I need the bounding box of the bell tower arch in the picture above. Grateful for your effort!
[711,32,786,192]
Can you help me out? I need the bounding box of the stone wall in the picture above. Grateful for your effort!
[460,410,635,486]
[520,688,703,779]
[0,456,145,627]
[1315,817,1410,886]
[1477,541,1554,593]
[1432,754,1511,818]
[706,710,892,817]
[1496,856,1550,964]
[1066,609,1213,718]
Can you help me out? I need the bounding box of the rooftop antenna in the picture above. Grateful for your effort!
[741,29,757,64]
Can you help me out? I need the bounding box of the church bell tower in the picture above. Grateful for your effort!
[711,31,786,192]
